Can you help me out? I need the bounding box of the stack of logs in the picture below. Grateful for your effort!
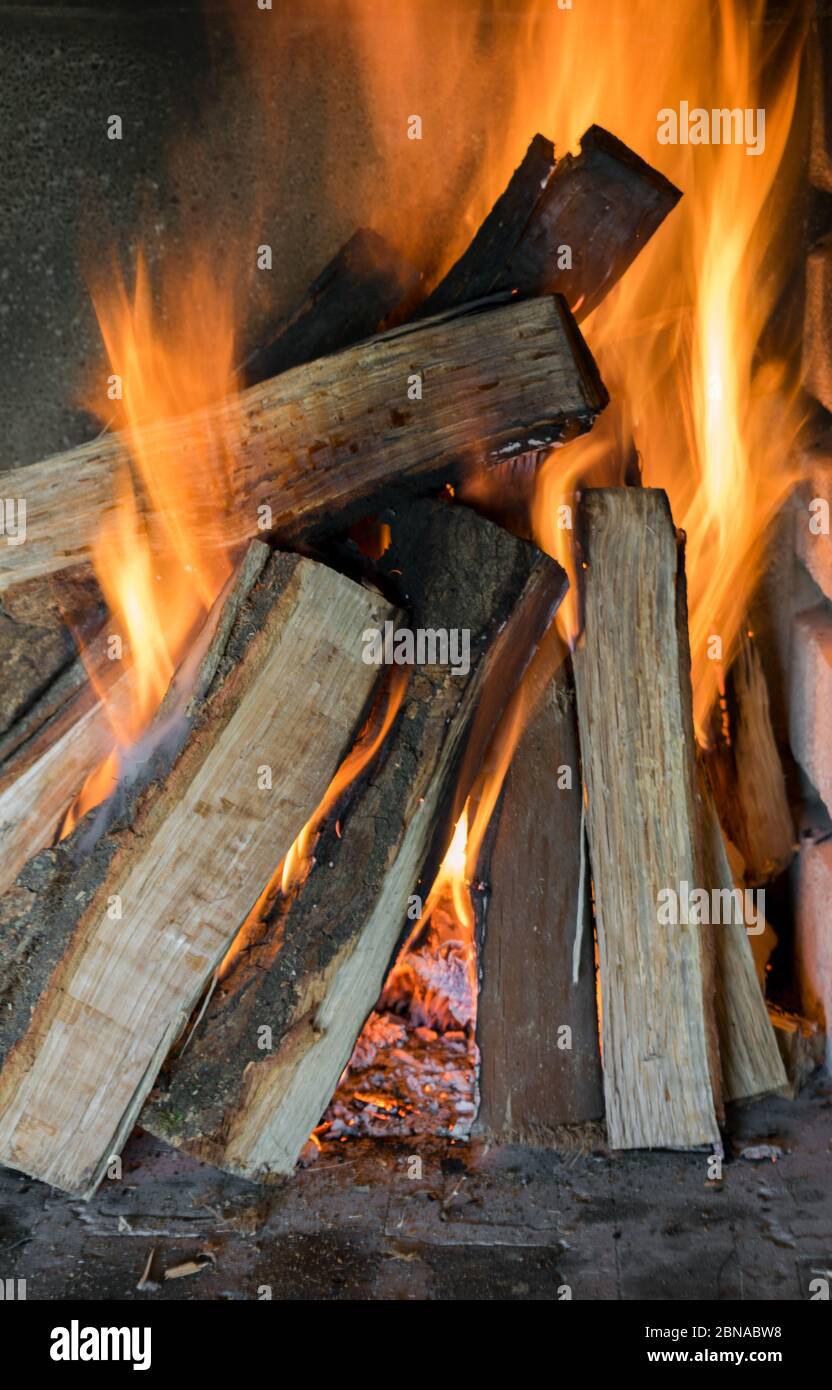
[0,125,799,1199]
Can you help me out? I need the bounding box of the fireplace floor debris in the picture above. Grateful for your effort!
[1,1076,829,1300]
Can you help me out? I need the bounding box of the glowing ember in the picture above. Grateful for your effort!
[322,674,538,1143]
[320,806,479,1141]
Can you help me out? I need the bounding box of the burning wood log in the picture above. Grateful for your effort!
[476,646,604,1141]
[242,228,420,385]
[420,134,556,315]
[422,126,681,322]
[572,488,721,1150]
[140,501,566,1180]
[0,542,396,1196]
[0,296,605,594]
[707,636,795,885]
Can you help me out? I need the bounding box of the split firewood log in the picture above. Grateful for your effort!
[572,489,722,1150]
[0,290,603,887]
[0,296,605,594]
[422,125,681,322]
[698,765,788,1103]
[707,636,795,885]
[0,541,397,1196]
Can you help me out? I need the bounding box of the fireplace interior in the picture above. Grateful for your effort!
[0,0,830,1308]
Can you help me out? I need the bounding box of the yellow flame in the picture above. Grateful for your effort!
[528,0,807,733]
[62,252,239,832]
[436,807,474,936]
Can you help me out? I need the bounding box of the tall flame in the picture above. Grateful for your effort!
[279,666,409,897]
[62,253,239,833]
[227,0,807,734]
[526,0,807,734]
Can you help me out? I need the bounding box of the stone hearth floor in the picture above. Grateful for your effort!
[1,1073,829,1301]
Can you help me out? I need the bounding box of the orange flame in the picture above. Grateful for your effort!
[379,801,479,1036]
[227,0,806,738]
[527,0,807,734]
[61,253,239,833]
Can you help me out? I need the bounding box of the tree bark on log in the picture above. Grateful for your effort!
[707,637,795,885]
[422,126,681,322]
[140,501,567,1180]
[476,647,604,1141]
[0,543,396,1196]
[420,135,556,315]
[572,489,722,1150]
[0,122,675,751]
[0,295,605,594]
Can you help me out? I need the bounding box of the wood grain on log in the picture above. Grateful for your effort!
[0,548,269,899]
[573,489,721,1150]
[141,501,567,1180]
[477,650,604,1141]
[698,766,787,1103]
[0,296,605,594]
[0,544,396,1196]
[708,637,795,885]
[423,126,681,322]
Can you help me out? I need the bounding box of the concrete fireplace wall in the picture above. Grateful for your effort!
[0,2,361,471]
[0,0,524,738]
